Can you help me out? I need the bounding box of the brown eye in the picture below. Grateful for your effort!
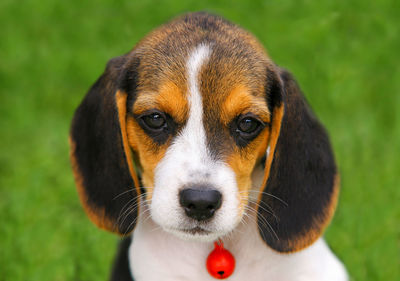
[142,112,166,130]
[136,110,178,145]
[237,117,260,134]
[230,114,266,147]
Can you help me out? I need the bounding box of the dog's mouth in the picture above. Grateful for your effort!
[181,226,211,235]
[169,226,211,235]
[164,225,221,241]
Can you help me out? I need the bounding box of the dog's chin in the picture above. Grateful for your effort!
[163,226,226,242]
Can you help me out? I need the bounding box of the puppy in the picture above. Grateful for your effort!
[70,12,348,281]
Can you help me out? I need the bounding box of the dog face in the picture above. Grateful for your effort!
[126,31,272,241]
[70,13,339,252]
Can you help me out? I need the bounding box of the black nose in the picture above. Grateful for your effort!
[179,188,222,221]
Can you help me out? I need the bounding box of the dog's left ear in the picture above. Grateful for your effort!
[69,55,141,235]
[258,67,339,252]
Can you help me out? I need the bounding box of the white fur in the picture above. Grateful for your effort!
[129,201,348,281]
[150,44,240,242]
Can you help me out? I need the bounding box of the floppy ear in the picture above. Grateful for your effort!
[257,68,339,252]
[69,55,141,235]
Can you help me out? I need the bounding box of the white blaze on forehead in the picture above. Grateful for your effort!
[183,43,211,162]
[150,44,240,241]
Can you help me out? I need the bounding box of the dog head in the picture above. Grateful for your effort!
[70,12,339,253]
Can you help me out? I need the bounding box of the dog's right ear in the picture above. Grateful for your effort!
[69,55,141,235]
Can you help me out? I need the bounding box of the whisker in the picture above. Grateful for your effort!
[244,206,279,241]
[113,186,153,200]
[141,208,154,224]
[117,193,145,219]
[238,212,252,229]
[117,196,151,228]
[113,188,135,200]
[149,224,163,233]
[124,215,138,236]
[244,207,269,231]
[255,202,278,222]
[117,198,137,222]
[118,204,139,229]
[123,202,152,235]
[238,190,288,206]
[239,194,278,222]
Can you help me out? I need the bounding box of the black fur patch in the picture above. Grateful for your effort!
[203,109,233,161]
[122,56,141,114]
[70,55,140,234]
[258,70,337,252]
[266,68,283,113]
[109,237,135,281]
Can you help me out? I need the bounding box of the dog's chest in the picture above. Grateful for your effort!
[128,214,346,281]
[128,218,274,281]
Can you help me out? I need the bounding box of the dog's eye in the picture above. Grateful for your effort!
[142,112,166,130]
[136,110,178,145]
[230,114,266,147]
[237,117,260,134]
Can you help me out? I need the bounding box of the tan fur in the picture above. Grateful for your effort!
[226,128,271,211]
[133,81,188,123]
[220,86,270,126]
[126,116,169,200]
[69,137,116,231]
[116,91,141,194]
[258,103,284,204]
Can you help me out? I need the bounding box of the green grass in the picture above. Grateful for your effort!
[1,0,399,280]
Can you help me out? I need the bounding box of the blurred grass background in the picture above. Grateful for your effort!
[0,0,399,280]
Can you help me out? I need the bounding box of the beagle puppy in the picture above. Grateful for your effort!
[70,12,348,281]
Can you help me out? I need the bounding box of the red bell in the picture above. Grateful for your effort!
[206,241,235,279]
